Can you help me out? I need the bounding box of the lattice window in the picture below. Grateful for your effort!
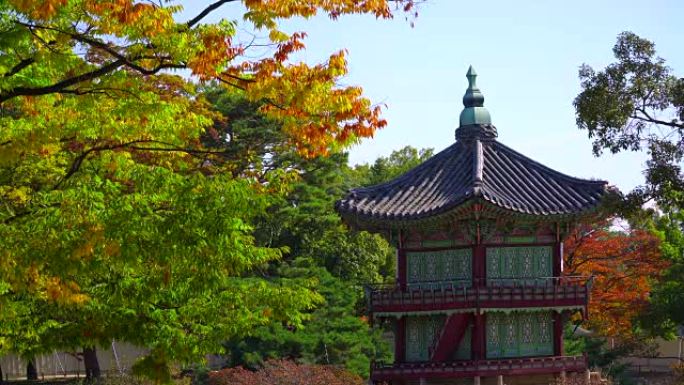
[520,313,536,356]
[406,249,472,288]
[409,257,420,283]
[406,317,422,361]
[521,314,534,344]
[538,312,551,344]
[404,315,446,362]
[486,311,554,358]
[444,253,455,278]
[487,248,501,279]
[502,315,518,357]
[486,246,553,285]
[486,313,501,357]
[537,247,551,277]
[521,248,533,277]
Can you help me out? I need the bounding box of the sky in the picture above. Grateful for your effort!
[182,1,684,194]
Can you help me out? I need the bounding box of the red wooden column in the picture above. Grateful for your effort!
[395,317,406,363]
[472,312,486,360]
[472,227,487,360]
[553,312,564,356]
[473,244,486,287]
[397,230,407,290]
[553,241,562,279]
[553,238,564,356]
[396,230,406,364]
[397,249,407,290]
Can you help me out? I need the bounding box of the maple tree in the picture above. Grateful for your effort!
[0,0,418,380]
[563,220,669,337]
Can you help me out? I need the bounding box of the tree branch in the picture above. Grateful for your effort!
[52,140,154,189]
[0,59,126,104]
[186,0,240,28]
[0,58,188,104]
[15,21,181,76]
[53,140,230,189]
[0,21,187,104]
[128,144,228,157]
[3,58,35,78]
[633,108,684,130]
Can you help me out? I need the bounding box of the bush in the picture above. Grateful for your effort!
[208,359,364,385]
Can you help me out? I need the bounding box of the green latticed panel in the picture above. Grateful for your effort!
[486,246,552,285]
[486,311,553,358]
[406,248,472,289]
[405,315,445,362]
[453,326,472,360]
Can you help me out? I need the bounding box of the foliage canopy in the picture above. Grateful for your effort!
[0,0,417,379]
[575,31,684,212]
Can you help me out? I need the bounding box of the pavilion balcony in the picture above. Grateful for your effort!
[371,355,587,381]
[367,276,591,315]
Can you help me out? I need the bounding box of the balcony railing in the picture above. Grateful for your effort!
[371,355,587,381]
[367,276,591,314]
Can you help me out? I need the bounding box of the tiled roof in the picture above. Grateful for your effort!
[335,138,608,223]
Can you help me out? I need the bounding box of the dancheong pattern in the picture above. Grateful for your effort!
[406,315,446,362]
[486,311,553,358]
[486,246,552,284]
[406,248,472,289]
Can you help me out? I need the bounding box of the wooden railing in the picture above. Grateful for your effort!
[371,355,588,380]
[367,276,592,313]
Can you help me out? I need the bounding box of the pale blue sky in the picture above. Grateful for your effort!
[182,1,683,193]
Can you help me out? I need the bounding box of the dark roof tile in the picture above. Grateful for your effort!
[336,139,608,223]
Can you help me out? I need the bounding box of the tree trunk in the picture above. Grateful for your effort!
[26,360,38,381]
[1,363,4,385]
[83,346,101,380]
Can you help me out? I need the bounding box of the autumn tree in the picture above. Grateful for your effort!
[0,0,418,380]
[575,31,684,341]
[563,220,668,337]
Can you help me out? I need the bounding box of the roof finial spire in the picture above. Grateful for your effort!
[456,66,496,141]
[463,65,484,108]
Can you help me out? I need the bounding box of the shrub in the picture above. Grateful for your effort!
[208,359,364,385]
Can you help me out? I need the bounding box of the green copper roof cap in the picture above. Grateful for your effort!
[456,66,497,141]
[463,66,484,107]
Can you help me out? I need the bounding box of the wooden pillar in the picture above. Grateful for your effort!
[472,312,486,360]
[395,317,406,363]
[471,313,480,360]
[473,244,486,287]
[398,229,407,290]
[553,311,564,356]
[398,249,407,290]
[553,241,562,279]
